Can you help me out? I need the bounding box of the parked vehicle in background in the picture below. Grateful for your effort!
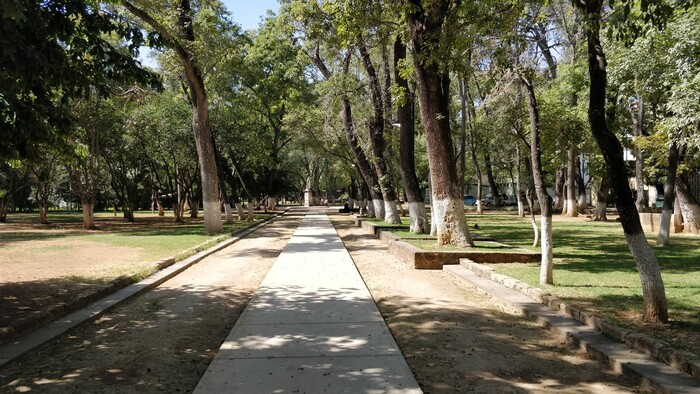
[463,195,477,206]
[481,194,495,206]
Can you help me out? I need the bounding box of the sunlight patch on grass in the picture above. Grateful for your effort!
[470,213,700,355]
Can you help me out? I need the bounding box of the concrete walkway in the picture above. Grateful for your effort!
[195,210,421,393]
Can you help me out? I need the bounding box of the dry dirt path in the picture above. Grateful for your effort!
[0,212,304,393]
[330,212,642,393]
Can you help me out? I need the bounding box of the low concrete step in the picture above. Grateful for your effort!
[444,264,700,394]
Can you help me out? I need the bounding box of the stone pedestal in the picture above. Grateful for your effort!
[304,189,312,207]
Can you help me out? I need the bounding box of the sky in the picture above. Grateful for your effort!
[138,0,280,68]
[224,0,280,31]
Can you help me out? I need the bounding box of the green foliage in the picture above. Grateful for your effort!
[0,0,160,160]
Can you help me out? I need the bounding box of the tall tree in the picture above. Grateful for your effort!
[122,0,224,233]
[395,37,428,233]
[573,0,668,323]
[521,72,555,285]
[404,0,472,247]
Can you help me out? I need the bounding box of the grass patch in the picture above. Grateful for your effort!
[1,212,273,281]
[405,239,516,251]
[466,212,700,355]
[361,217,410,228]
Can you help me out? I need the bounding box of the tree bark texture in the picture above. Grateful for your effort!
[632,96,646,212]
[357,37,400,224]
[406,0,472,246]
[657,143,679,244]
[123,0,223,234]
[308,49,384,218]
[594,174,610,221]
[676,169,700,234]
[394,38,427,233]
[484,153,501,206]
[522,74,554,285]
[576,0,668,323]
[554,168,565,212]
[465,75,484,215]
[565,148,578,216]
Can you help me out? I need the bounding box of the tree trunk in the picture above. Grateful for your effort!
[395,37,427,233]
[465,71,483,215]
[594,174,610,221]
[577,0,667,323]
[266,196,276,212]
[190,197,199,218]
[565,148,578,216]
[223,203,233,224]
[308,49,383,218]
[657,142,679,244]
[676,171,700,234]
[235,202,246,221]
[406,0,472,247]
[123,0,222,234]
[247,198,254,222]
[39,203,48,224]
[484,153,501,206]
[459,77,467,195]
[515,145,525,218]
[576,155,589,212]
[633,96,646,212]
[522,73,554,285]
[554,168,565,212]
[357,36,400,224]
[156,195,165,216]
[81,202,94,230]
[123,203,135,222]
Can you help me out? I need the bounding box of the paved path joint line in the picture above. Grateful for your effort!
[195,211,422,393]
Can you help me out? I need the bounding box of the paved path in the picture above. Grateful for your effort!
[195,210,421,393]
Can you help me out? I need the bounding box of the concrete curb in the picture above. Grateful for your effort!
[353,216,540,269]
[444,261,699,393]
[0,210,288,368]
[461,260,700,379]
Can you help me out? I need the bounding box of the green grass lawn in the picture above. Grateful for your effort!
[1,211,273,281]
[464,212,700,355]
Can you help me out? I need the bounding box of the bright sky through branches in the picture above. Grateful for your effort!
[137,0,280,68]
[224,0,280,31]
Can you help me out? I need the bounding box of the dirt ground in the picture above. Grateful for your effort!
[1,210,641,393]
[329,212,641,393]
[0,212,304,393]
[0,216,208,329]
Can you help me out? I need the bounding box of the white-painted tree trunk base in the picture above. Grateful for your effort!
[408,202,428,234]
[625,231,668,322]
[565,198,578,217]
[531,216,539,247]
[202,201,224,233]
[517,201,524,217]
[223,203,233,224]
[476,201,483,214]
[247,203,254,222]
[384,200,401,224]
[657,209,672,246]
[594,201,607,221]
[372,199,385,220]
[366,199,375,217]
[235,203,245,221]
[539,215,553,285]
[266,197,276,212]
[432,196,472,247]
